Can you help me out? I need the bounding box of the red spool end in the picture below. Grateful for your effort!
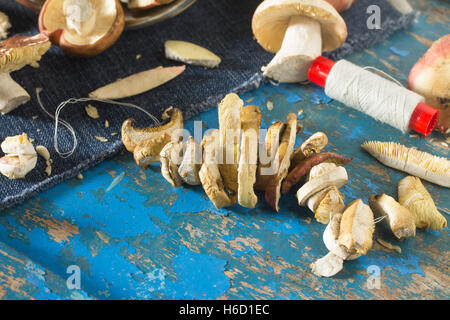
[308,56,336,88]
[409,102,439,136]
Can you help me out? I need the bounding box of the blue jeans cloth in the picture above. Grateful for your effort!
[0,0,414,210]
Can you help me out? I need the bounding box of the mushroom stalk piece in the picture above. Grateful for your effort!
[0,73,30,115]
[262,15,321,82]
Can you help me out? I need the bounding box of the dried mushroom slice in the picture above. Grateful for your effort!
[133,133,172,168]
[121,107,183,152]
[398,176,447,230]
[265,113,297,211]
[238,105,262,208]
[160,140,183,187]
[199,130,235,209]
[0,12,11,39]
[291,131,328,168]
[178,136,202,185]
[254,120,285,191]
[369,193,416,240]
[0,133,37,179]
[314,186,345,225]
[218,93,243,195]
[165,40,221,68]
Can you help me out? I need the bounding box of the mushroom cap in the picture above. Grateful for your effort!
[252,0,347,53]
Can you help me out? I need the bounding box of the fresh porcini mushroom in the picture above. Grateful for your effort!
[282,152,352,194]
[362,141,450,188]
[238,105,262,208]
[0,12,11,39]
[159,140,183,187]
[199,130,235,209]
[128,0,175,12]
[218,93,243,195]
[165,40,221,68]
[252,0,347,82]
[296,166,348,205]
[133,133,171,168]
[121,107,183,152]
[254,120,285,191]
[89,65,185,99]
[39,0,125,57]
[0,34,51,114]
[398,176,447,230]
[178,136,202,185]
[369,194,416,240]
[290,132,328,169]
[408,35,449,132]
[0,133,37,179]
[338,199,375,255]
[265,113,298,211]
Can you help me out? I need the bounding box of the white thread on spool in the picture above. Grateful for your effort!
[324,60,424,133]
[36,88,161,159]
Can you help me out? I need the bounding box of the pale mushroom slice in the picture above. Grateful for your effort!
[199,130,235,209]
[238,105,262,208]
[0,133,37,179]
[218,93,243,195]
[121,107,183,152]
[398,176,447,230]
[254,120,285,191]
[178,136,202,185]
[307,162,337,181]
[265,113,298,211]
[296,166,348,205]
[314,186,345,224]
[165,40,221,68]
[361,141,450,188]
[252,0,347,82]
[133,133,172,168]
[369,193,416,240]
[89,65,185,99]
[0,33,51,114]
[310,252,344,277]
[338,199,375,255]
[159,140,183,187]
[323,213,360,260]
[0,12,11,39]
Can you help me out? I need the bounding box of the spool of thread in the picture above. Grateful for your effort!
[307,56,439,136]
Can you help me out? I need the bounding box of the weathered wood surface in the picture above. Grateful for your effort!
[0,0,448,300]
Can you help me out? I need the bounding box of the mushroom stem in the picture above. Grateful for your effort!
[262,15,322,82]
[0,73,30,115]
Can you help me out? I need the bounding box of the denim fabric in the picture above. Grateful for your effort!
[0,0,414,210]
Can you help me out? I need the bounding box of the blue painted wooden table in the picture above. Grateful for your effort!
[0,0,448,300]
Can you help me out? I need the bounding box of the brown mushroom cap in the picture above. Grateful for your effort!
[252,0,347,53]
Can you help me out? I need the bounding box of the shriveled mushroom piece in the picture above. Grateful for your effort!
[0,12,11,39]
[310,252,344,277]
[39,0,125,57]
[159,140,183,187]
[265,113,298,211]
[218,93,243,195]
[133,133,171,168]
[338,199,375,255]
[369,193,416,240]
[165,40,221,68]
[252,0,347,82]
[0,33,51,114]
[408,34,449,132]
[121,107,183,152]
[313,186,345,224]
[296,165,348,205]
[254,120,285,191]
[290,132,328,169]
[398,176,447,230]
[178,136,202,185]
[199,130,235,209]
[323,212,360,261]
[238,105,262,208]
[0,133,37,179]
